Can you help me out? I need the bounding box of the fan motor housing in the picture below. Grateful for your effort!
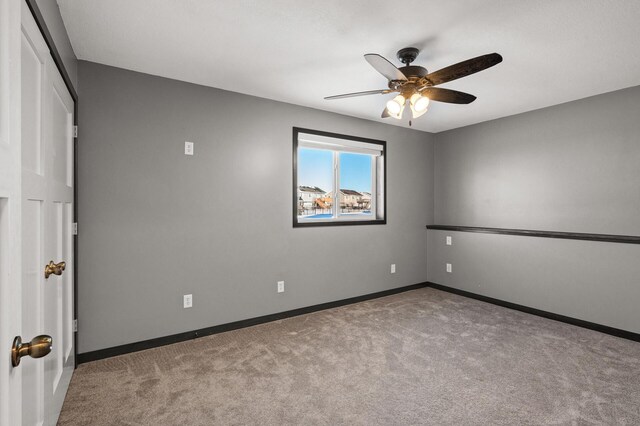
[388,65,429,92]
[399,65,428,78]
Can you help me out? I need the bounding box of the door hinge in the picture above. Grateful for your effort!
[73,125,78,138]
[73,319,78,332]
[72,222,78,235]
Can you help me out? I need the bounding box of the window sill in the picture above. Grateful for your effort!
[293,219,386,228]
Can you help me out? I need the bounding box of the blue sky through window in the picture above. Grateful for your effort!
[339,152,371,193]
[298,148,332,193]
[298,148,372,193]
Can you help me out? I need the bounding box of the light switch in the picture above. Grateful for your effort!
[183,294,193,308]
[446,236,452,245]
[185,141,194,155]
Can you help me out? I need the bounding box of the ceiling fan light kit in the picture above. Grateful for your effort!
[386,94,405,119]
[410,93,429,118]
[325,47,503,123]
[385,93,429,120]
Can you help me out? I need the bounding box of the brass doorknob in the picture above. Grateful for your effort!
[44,260,66,279]
[11,335,53,367]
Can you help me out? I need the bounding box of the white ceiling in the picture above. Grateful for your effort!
[59,0,640,133]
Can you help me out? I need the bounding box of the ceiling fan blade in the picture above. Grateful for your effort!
[424,53,502,86]
[324,89,391,100]
[420,87,477,104]
[364,54,408,81]
[381,107,390,118]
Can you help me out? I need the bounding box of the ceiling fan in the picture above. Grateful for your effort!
[325,47,503,122]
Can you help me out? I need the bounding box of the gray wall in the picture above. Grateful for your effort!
[35,0,77,89]
[428,86,640,333]
[77,61,434,353]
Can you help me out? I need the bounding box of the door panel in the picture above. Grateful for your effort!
[22,199,45,426]
[51,202,64,391]
[44,50,75,425]
[20,32,43,175]
[21,2,75,425]
[0,0,21,423]
[21,4,48,425]
[48,201,73,389]
[51,87,72,186]
[1,2,74,424]
[64,203,73,362]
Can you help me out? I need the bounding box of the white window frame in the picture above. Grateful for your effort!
[293,127,386,227]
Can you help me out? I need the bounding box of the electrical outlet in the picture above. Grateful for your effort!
[184,141,194,156]
[277,281,285,293]
[183,294,193,308]
[446,263,452,273]
[446,236,452,245]
[390,264,396,274]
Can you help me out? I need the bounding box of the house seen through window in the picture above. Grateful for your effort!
[293,128,385,227]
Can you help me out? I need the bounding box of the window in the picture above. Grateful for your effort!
[293,127,386,227]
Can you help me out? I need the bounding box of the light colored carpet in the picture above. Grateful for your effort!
[58,288,640,425]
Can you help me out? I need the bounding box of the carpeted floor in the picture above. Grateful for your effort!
[58,288,640,425]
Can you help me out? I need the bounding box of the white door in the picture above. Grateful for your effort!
[0,0,23,424]
[1,2,75,425]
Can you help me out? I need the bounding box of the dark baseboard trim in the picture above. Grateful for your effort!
[77,282,428,364]
[426,225,640,245]
[427,282,640,343]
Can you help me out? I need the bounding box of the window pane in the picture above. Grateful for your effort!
[338,152,372,217]
[297,148,333,219]
[294,128,385,227]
